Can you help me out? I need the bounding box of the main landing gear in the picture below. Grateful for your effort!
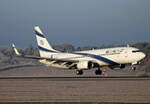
[95,67,107,75]
[75,67,104,75]
[76,70,83,75]
[95,68,102,75]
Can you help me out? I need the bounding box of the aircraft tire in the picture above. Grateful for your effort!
[76,70,83,75]
[95,69,102,75]
[131,66,136,71]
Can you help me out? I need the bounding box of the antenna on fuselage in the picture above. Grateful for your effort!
[127,44,130,47]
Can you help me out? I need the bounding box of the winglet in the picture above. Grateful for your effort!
[12,43,22,56]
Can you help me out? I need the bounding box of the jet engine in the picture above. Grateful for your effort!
[77,61,93,69]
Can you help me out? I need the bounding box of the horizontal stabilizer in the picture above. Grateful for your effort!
[12,43,22,56]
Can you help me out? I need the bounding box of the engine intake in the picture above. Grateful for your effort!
[77,61,93,69]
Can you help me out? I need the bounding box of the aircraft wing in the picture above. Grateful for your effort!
[20,55,78,63]
[12,44,78,68]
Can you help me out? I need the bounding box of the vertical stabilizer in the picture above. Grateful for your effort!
[34,26,58,57]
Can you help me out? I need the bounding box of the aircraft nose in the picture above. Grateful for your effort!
[140,52,146,59]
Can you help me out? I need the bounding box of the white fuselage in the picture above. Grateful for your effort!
[40,47,145,67]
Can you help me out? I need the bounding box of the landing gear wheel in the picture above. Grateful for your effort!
[76,70,83,75]
[131,66,136,71]
[95,69,102,75]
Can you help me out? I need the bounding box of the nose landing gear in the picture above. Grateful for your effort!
[131,66,136,71]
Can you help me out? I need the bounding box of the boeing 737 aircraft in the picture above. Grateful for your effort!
[12,26,146,75]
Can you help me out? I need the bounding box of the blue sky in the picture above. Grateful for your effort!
[0,0,150,48]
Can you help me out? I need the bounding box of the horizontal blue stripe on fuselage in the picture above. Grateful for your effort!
[37,45,119,65]
[73,52,119,65]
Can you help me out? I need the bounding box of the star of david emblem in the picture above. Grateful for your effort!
[40,40,44,45]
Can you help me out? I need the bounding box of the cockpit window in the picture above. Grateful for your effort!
[132,50,140,53]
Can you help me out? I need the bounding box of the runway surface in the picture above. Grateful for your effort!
[0,77,150,103]
[0,76,150,80]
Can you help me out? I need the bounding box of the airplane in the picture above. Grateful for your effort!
[12,26,146,75]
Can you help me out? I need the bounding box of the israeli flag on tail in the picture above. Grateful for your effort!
[34,26,58,57]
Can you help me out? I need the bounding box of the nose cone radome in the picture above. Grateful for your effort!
[140,52,146,60]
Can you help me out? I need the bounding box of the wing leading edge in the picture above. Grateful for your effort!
[12,44,78,63]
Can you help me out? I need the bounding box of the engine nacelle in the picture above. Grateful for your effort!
[77,61,93,69]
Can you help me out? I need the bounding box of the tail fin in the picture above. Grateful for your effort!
[34,26,58,57]
[12,43,22,56]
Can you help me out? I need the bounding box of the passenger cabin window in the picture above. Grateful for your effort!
[106,50,109,54]
[105,49,121,54]
[120,49,124,52]
[113,50,116,53]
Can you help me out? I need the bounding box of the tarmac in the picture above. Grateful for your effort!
[0,77,150,103]
[0,65,150,103]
